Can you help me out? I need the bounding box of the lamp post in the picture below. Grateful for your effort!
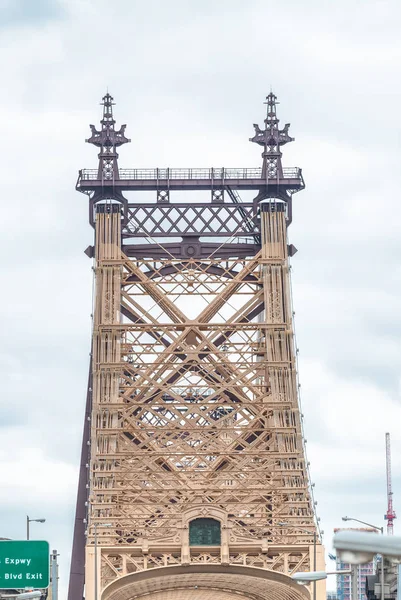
[342,517,384,600]
[26,516,46,540]
[333,530,401,560]
[292,568,351,600]
[292,569,351,583]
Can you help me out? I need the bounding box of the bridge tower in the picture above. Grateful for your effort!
[68,93,325,600]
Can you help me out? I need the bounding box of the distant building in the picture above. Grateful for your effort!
[327,592,338,600]
[334,528,377,600]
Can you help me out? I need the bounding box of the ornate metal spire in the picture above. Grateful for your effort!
[86,93,130,182]
[250,92,294,180]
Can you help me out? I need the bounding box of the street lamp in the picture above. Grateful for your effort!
[333,526,401,600]
[292,569,351,584]
[342,517,384,600]
[292,571,328,584]
[333,530,401,562]
[26,516,46,540]
[342,516,383,535]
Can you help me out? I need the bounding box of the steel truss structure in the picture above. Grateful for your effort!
[68,93,324,600]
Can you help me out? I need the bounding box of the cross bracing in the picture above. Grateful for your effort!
[68,92,325,600]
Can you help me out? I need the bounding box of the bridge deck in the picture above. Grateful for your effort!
[77,167,304,191]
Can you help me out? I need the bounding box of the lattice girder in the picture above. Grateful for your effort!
[86,204,318,559]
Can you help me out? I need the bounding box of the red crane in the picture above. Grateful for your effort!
[385,432,396,535]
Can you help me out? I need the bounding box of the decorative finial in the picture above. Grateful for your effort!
[86,93,131,182]
[250,93,294,180]
[100,92,115,126]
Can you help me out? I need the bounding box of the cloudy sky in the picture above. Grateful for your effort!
[1,0,401,596]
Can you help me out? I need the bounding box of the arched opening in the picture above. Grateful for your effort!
[189,518,221,546]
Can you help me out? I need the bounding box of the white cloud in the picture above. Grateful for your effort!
[0,443,77,507]
[301,359,401,455]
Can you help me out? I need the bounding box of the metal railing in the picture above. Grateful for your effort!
[79,167,302,181]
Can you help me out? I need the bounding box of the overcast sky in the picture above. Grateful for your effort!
[1,0,401,597]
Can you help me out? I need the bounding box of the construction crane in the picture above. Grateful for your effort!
[384,432,396,535]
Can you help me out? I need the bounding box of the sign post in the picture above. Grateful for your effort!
[0,541,50,589]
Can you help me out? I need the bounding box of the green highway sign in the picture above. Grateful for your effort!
[0,541,49,589]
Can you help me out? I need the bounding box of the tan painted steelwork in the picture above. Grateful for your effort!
[73,93,325,600]
[102,564,312,600]
[83,200,325,600]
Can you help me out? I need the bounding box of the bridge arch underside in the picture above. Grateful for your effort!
[102,564,310,600]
